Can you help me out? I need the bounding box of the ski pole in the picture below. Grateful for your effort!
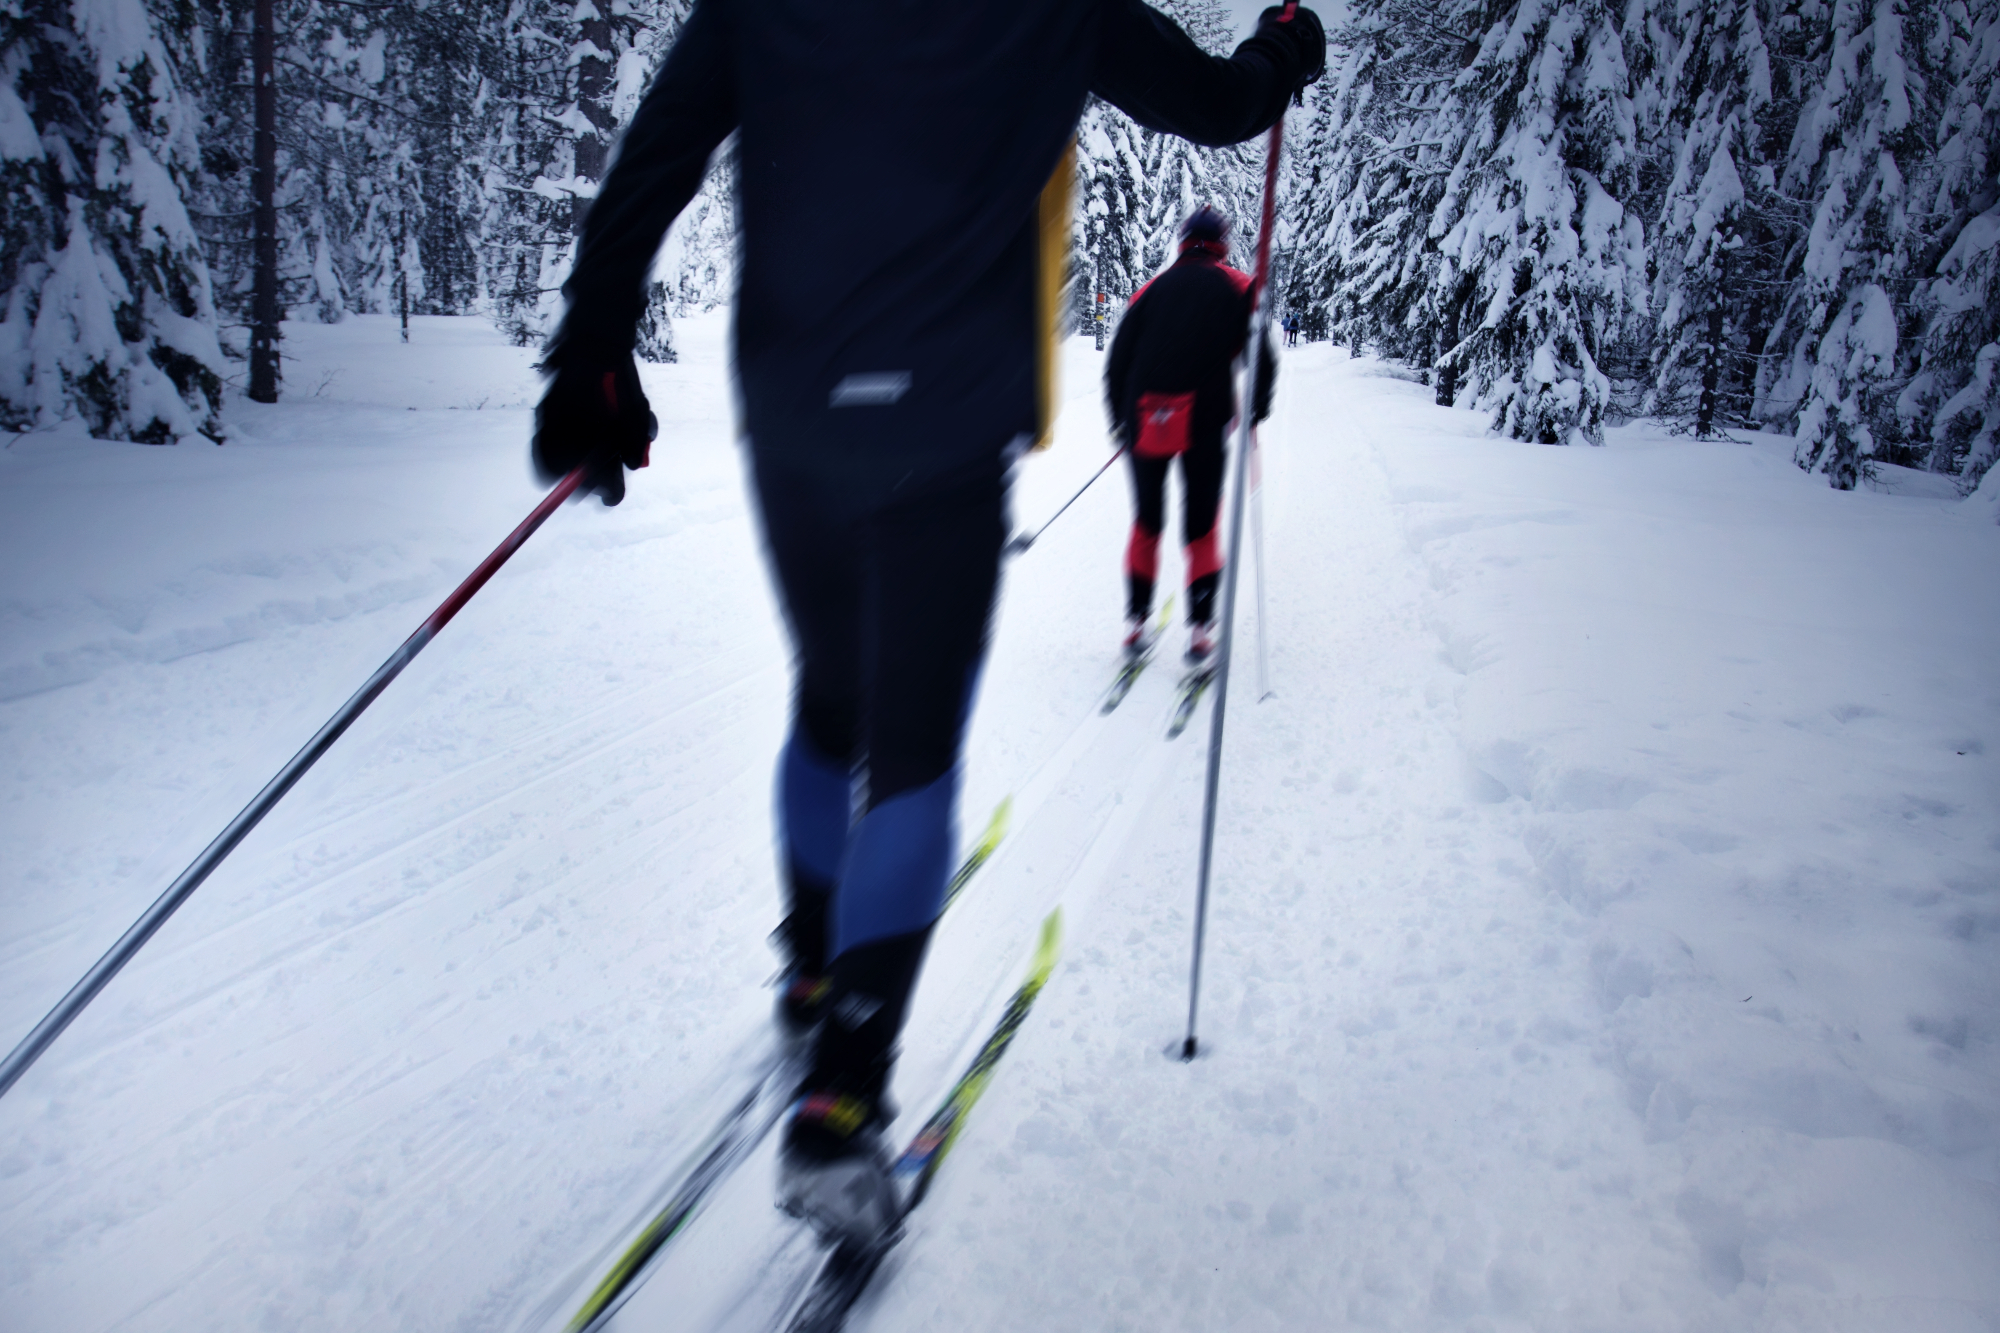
[1183,11,1293,1060]
[1006,444,1128,556]
[0,464,589,1101]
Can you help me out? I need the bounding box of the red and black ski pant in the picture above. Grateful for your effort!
[754,451,1007,1099]
[1124,427,1225,626]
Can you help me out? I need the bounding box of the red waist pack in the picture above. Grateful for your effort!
[1133,391,1195,458]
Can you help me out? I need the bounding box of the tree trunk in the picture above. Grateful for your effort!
[398,213,410,344]
[1696,249,1729,437]
[1696,302,1725,437]
[1436,287,1463,407]
[248,0,279,403]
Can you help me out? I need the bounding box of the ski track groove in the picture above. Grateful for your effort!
[27,720,768,1112]
[96,655,773,987]
[261,636,769,858]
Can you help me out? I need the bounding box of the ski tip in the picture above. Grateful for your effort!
[1032,908,1063,977]
[987,795,1012,847]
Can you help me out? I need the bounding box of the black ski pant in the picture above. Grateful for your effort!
[754,450,1007,1100]
[1124,427,1225,626]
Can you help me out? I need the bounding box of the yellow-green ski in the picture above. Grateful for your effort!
[892,907,1062,1205]
[557,798,1014,1333]
[942,796,1010,910]
[782,909,1064,1333]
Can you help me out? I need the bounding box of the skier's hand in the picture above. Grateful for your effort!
[1257,5,1326,92]
[532,350,657,506]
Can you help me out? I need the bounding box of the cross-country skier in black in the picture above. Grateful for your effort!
[529,0,1323,1248]
[1106,206,1276,668]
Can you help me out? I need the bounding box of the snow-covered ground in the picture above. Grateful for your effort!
[1,314,1995,1332]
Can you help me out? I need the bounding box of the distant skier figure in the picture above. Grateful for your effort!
[1106,205,1275,670]
[529,1,1323,1249]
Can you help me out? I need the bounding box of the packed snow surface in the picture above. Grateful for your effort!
[2,315,1995,1331]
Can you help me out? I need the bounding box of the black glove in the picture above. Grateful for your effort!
[532,349,657,506]
[1257,4,1327,93]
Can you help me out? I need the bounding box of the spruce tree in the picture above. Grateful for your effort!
[1765,0,1947,487]
[1,0,224,442]
[490,0,685,361]
[1277,77,1340,345]
[1077,97,1149,344]
[1427,0,1651,445]
[1648,0,1785,436]
[1895,0,2000,492]
[1307,0,1476,383]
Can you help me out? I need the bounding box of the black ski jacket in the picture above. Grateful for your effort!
[556,0,1315,493]
[1105,250,1276,450]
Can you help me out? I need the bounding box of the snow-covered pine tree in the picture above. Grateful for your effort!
[1647,0,1787,436]
[1425,0,1651,444]
[1276,74,1340,344]
[1763,0,1954,488]
[400,6,500,321]
[490,0,684,362]
[189,0,505,389]
[1076,95,1149,346]
[1302,0,1476,386]
[1896,0,2000,493]
[1,0,224,442]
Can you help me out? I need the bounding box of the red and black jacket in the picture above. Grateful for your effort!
[1105,250,1276,451]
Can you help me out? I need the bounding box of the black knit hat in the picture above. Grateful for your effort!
[1178,205,1229,246]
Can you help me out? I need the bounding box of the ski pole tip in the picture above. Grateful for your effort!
[1004,534,1032,557]
[1180,1036,1198,1062]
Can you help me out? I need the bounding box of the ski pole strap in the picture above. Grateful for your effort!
[0,465,588,1101]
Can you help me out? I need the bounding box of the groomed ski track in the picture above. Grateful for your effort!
[3,314,1997,1331]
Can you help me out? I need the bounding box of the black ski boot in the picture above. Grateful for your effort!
[776,929,930,1246]
[776,1081,900,1246]
[772,899,833,1039]
[777,1017,901,1246]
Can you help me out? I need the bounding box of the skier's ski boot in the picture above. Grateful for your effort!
[776,969,834,1039]
[1185,620,1217,670]
[777,1090,901,1246]
[1121,614,1150,660]
[772,901,832,1040]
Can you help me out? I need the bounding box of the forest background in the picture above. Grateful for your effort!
[3,0,1996,497]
